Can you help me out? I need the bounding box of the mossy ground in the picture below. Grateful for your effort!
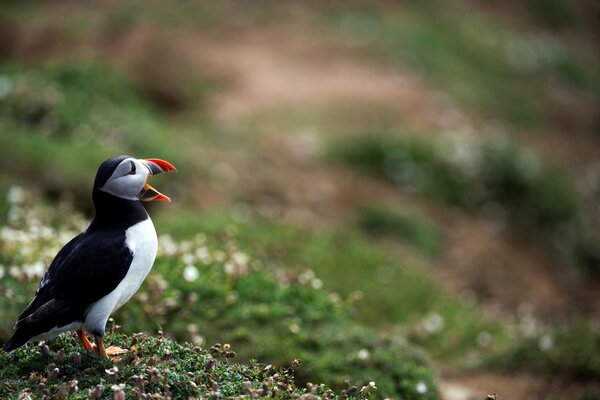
[0,331,371,400]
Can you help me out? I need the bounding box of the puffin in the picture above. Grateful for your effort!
[3,155,176,357]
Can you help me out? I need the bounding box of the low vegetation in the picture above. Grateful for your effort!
[0,191,437,399]
[330,133,599,273]
[0,63,180,200]
[0,331,377,399]
[357,205,442,258]
[488,321,600,381]
[325,3,600,126]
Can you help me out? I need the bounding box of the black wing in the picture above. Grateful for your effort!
[17,232,85,321]
[4,228,133,352]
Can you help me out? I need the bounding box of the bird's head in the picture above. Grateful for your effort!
[94,155,176,202]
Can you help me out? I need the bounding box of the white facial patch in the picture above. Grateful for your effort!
[99,158,150,200]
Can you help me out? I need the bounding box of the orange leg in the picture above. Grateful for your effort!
[94,335,128,359]
[77,329,94,351]
[94,335,107,356]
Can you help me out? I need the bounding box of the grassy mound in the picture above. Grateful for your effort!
[0,331,375,399]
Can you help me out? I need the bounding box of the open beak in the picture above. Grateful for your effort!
[140,158,177,202]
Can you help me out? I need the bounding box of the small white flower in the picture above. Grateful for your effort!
[7,186,25,204]
[416,382,427,394]
[422,313,444,334]
[9,266,22,279]
[191,335,205,346]
[476,331,493,348]
[231,251,249,267]
[311,278,323,290]
[223,261,235,275]
[288,322,300,334]
[0,76,15,99]
[183,265,199,282]
[196,246,212,264]
[23,261,45,279]
[182,253,196,264]
[298,270,315,285]
[106,366,119,375]
[158,234,177,256]
[357,348,370,361]
[538,334,554,352]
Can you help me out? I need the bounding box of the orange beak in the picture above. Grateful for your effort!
[140,158,177,202]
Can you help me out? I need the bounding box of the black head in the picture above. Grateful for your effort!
[93,155,176,202]
[94,155,130,189]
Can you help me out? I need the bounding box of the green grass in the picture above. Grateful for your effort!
[487,321,600,381]
[357,205,443,258]
[330,134,579,230]
[523,0,579,28]
[328,133,600,273]
[0,198,437,399]
[329,134,467,206]
[324,4,600,126]
[0,331,374,399]
[0,62,183,197]
[155,209,507,364]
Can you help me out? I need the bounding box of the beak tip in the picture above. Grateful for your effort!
[145,158,177,174]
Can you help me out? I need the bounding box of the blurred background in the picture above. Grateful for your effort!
[1,0,599,398]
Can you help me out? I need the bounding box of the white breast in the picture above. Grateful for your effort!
[84,218,157,335]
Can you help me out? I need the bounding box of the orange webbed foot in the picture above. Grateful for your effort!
[77,329,94,351]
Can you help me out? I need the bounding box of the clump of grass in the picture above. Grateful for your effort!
[329,133,598,272]
[523,0,579,29]
[487,321,600,380]
[358,205,442,257]
[0,331,375,399]
[330,134,579,230]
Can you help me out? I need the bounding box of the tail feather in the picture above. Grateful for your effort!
[3,299,84,353]
[3,315,46,353]
[3,333,29,353]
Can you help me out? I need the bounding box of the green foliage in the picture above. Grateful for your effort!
[0,62,179,196]
[325,4,600,125]
[523,0,578,28]
[488,321,600,380]
[326,8,537,125]
[156,210,507,364]
[478,143,579,232]
[329,133,598,272]
[0,332,371,399]
[330,135,466,206]
[330,134,579,230]
[358,205,443,257]
[0,197,437,399]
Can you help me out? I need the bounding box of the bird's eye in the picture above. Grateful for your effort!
[128,161,136,175]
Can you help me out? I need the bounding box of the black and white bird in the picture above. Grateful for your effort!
[3,155,176,357]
